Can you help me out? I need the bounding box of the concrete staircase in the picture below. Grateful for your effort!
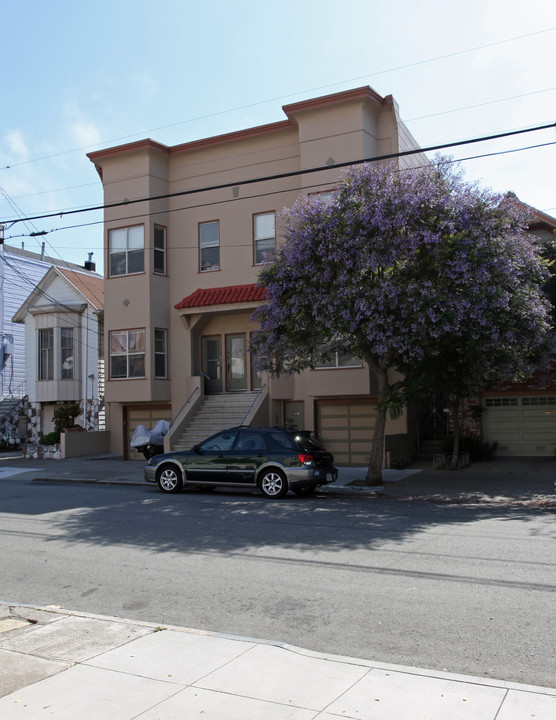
[172,392,259,451]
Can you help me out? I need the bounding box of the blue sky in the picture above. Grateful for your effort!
[1,0,555,267]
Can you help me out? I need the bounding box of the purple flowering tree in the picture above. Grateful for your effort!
[251,160,552,484]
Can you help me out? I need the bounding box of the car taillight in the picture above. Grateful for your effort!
[298,453,314,465]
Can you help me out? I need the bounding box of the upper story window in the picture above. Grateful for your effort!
[154,225,166,275]
[109,225,144,277]
[199,221,220,272]
[61,328,74,379]
[109,329,145,379]
[254,212,275,264]
[310,189,337,206]
[38,328,54,381]
[154,328,167,378]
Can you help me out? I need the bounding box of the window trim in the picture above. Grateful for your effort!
[199,220,220,273]
[253,211,276,265]
[108,224,145,278]
[109,328,146,380]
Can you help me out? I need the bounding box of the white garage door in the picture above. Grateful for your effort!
[483,396,556,456]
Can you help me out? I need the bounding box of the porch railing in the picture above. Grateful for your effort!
[168,385,200,432]
[240,383,267,425]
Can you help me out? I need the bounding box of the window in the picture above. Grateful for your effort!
[254,212,275,264]
[38,329,53,380]
[236,431,268,451]
[315,347,361,369]
[200,221,219,272]
[154,328,167,378]
[154,225,166,275]
[201,430,238,451]
[110,329,145,379]
[61,328,74,379]
[109,225,144,276]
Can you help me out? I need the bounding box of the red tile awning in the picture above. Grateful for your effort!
[175,283,267,310]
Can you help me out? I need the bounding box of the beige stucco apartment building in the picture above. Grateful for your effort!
[88,86,427,462]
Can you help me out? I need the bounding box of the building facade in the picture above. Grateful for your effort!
[12,266,104,442]
[88,86,427,462]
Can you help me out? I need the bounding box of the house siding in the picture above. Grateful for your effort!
[87,86,427,460]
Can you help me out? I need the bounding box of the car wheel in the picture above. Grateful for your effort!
[157,464,183,493]
[259,469,288,499]
[293,486,316,496]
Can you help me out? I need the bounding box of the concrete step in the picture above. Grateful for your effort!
[173,392,259,450]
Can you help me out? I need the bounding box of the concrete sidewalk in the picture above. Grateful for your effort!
[1,603,554,719]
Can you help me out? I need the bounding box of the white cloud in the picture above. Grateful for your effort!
[4,130,29,160]
[70,121,102,148]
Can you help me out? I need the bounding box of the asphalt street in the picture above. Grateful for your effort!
[1,465,554,688]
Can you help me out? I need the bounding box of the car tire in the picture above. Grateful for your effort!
[259,468,288,499]
[293,486,316,496]
[157,464,183,493]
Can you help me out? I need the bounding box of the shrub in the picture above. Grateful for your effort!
[53,403,81,433]
[443,435,498,461]
[42,431,60,445]
[0,439,20,451]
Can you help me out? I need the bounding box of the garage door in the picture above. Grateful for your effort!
[317,402,376,466]
[483,396,556,456]
[125,405,172,460]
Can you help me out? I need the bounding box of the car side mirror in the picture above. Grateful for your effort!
[193,444,202,454]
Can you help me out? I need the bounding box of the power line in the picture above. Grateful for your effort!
[0,186,104,310]
[1,27,553,173]
[3,121,555,229]
[4,85,555,209]
[405,86,556,123]
[4,137,556,243]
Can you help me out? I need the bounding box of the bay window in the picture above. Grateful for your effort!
[109,225,144,276]
[38,329,54,380]
[61,328,74,379]
[154,225,166,275]
[110,329,145,379]
[154,328,167,378]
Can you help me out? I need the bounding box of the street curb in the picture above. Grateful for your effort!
[2,601,555,698]
[29,477,384,494]
[31,477,146,487]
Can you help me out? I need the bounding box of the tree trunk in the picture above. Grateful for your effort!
[451,399,460,463]
[365,364,389,485]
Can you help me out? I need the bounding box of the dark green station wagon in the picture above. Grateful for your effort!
[144,426,338,498]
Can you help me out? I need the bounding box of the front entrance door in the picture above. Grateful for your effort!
[226,333,247,391]
[202,336,222,394]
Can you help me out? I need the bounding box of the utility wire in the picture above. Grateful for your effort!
[4,138,556,243]
[4,84,555,208]
[3,121,555,229]
[1,27,553,173]
[0,184,104,307]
